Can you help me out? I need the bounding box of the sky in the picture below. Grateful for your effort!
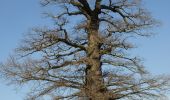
[0,0,170,100]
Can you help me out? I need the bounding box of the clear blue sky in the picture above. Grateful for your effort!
[0,0,170,100]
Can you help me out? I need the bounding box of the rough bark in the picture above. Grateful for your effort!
[83,12,106,99]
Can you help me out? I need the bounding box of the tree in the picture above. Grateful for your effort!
[0,0,170,100]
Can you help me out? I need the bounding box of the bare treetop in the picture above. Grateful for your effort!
[0,0,169,100]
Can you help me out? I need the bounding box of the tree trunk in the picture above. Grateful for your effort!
[85,18,107,100]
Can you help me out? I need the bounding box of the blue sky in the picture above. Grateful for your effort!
[0,0,170,100]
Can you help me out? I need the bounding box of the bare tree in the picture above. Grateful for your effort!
[0,0,170,100]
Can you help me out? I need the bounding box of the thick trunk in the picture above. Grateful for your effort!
[85,19,107,100]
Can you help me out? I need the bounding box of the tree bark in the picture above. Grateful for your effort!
[85,16,107,100]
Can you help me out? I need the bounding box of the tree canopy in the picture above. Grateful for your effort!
[0,0,170,100]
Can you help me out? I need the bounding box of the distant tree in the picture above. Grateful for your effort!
[0,0,170,100]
